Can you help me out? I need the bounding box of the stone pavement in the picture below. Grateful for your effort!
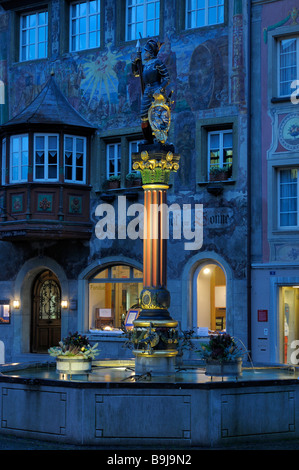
[1,433,299,450]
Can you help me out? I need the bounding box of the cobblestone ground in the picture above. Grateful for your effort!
[0,434,299,450]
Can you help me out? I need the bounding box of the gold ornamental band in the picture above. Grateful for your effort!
[142,184,169,190]
[133,319,178,328]
[133,349,178,358]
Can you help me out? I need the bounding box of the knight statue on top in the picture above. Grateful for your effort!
[132,38,173,145]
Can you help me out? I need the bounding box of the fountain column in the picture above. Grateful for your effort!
[132,142,180,375]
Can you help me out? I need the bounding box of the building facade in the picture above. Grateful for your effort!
[0,0,250,363]
[251,0,299,365]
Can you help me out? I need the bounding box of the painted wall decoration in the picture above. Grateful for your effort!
[279,113,299,151]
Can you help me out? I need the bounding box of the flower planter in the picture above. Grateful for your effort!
[209,171,230,182]
[205,357,242,376]
[56,356,92,374]
[108,181,120,189]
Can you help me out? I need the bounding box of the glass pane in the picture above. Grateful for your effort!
[65,166,72,180]
[112,265,130,278]
[76,153,83,165]
[223,132,233,148]
[36,151,44,164]
[48,151,57,164]
[38,12,47,25]
[36,166,44,179]
[209,133,219,149]
[76,138,84,153]
[76,167,83,181]
[48,136,57,150]
[94,269,109,279]
[133,268,143,278]
[48,165,57,179]
[21,166,27,180]
[35,136,44,150]
[29,14,36,27]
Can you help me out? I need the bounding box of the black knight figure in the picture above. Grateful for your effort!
[132,38,172,145]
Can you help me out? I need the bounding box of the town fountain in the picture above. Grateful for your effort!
[1,39,299,449]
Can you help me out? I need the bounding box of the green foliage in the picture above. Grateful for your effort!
[48,331,99,359]
[197,333,244,363]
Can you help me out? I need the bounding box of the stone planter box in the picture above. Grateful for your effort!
[205,357,242,376]
[56,356,92,374]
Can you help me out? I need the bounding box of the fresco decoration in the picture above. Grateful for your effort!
[8,29,229,132]
[279,113,299,151]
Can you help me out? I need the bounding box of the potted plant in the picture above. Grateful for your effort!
[107,175,121,189]
[197,333,244,376]
[209,166,232,182]
[125,171,142,187]
[48,331,99,374]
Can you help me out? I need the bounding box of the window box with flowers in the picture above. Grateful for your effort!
[125,171,142,187]
[107,175,121,189]
[209,166,232,182]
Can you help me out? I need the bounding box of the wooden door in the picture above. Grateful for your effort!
[31,270,61,353]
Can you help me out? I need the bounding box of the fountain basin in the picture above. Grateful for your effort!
[0,360,299,448]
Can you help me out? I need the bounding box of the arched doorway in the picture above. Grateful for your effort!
[31,270,61,353]
[194,262,227,332]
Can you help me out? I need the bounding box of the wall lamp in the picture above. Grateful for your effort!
[61,300,68,309]
[13,300,20,309]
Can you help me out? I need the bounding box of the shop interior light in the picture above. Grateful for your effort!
[203,268,210,275]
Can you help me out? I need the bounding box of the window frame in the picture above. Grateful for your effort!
[106,142,122,180]
[10,134,29,184]
[185,0,225,30]
[207,128,233,177]
[2,138,6,186]
[277,167,299,229]
[125,0,161,42]
[277,36,299,98]
[89,264,143,329]
[19,9,48,62]
[64,134,87,184]
[33,133,59,182]
[69,0,101,52]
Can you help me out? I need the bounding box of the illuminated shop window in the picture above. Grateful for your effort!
[186,0,224,29]
[126,0,160,41]
[196,263,226,332]
[278,37,299,97]
[89,265,143,329]
[70,0,101,51]
[20,10,48,61]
